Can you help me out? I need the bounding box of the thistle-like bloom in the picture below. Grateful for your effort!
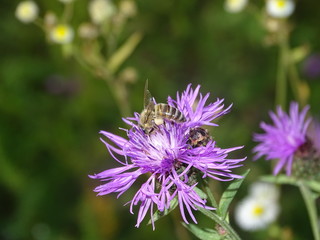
[308,119,320,156]
[90,85,245,229]
[266,0,295,19]
[253,102,311,175]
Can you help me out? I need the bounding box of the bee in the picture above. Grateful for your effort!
[139,81,186,133]
[187,127,211,148]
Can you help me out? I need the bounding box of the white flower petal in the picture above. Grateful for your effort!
[15,1,39,23]
[235,197,279,231]
[266,0,295,18]
[50,24,74,44]
[89,0,116,24]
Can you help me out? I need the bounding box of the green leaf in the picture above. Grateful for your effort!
[201,179,219,208]
[194,186,208,199]
[299,183,320,240]
[196,207,241,240]
[182,223,220,240]
[218,169,250,220]
[148,197,178,225]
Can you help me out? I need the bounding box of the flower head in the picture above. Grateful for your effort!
[90,84,245,229]
[15,1,39,24]
[249,182,279,203]
[235,196,279,231]
[253,102,311,175]
[89,0,116,25]
[224,0,248,13]
[235,181,280,231]
[50,24,74,44]
[308,119,320,156]
[266,0,295,19]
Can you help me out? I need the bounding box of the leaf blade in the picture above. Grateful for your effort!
[182,223,220,240]
[218,169,250,220]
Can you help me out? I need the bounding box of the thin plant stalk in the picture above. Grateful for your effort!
[197,207,241,240]
[275,31,289,109]
[299,182,320,240]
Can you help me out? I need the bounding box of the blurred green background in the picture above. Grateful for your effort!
[1,0,320,239]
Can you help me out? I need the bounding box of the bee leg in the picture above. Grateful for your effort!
[154,118,164,125]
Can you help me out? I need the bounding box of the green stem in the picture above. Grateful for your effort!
[288,62,301,104]
[62,2,74,23]
[275,32,289,109]
[73,47,131,117]
[198,208,241,240]
[299,182,320,240]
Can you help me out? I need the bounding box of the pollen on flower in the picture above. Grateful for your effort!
[50,24,74,44]
[276,0,286,8]
[252,205,264,216]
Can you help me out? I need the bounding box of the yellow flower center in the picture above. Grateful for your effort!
[55,25,68,38]
[252,205,264,216]
[229,0,239,6]
[21,6,32,16]
[276,0,286,8]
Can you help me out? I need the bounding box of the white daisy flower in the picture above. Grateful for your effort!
[249,182,280,203]
[266,0,295,18]
[224,0,248,13]
[50,24,74,44]
[15,1,39,24]
[89,0,116,25]
[235,197,280,231]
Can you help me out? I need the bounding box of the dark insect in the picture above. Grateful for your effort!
[187,127,211,148]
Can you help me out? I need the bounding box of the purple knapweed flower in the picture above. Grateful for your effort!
[253,102,311,176]
[307,119,320,156]
[90,84,245,229]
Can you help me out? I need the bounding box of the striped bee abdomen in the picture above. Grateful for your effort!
[155,103,186,123]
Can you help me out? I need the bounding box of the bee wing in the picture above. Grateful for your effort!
[144,80,154,109]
